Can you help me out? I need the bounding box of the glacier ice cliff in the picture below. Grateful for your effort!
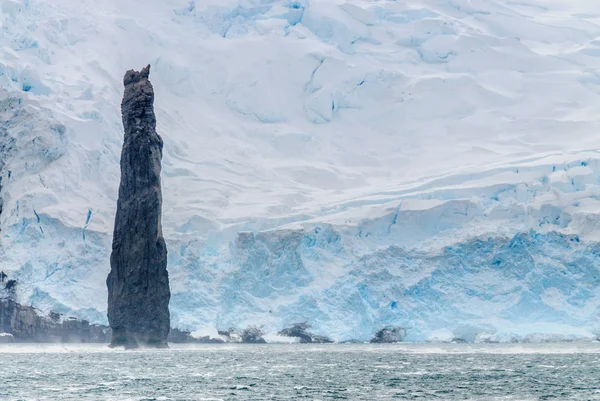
[2,0,600,341]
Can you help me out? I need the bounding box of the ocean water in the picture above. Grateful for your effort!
[2,343,600,400]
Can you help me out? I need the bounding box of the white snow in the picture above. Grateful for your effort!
[2,0,600,341]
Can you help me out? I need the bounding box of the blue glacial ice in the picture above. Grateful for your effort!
[2,0,600,341]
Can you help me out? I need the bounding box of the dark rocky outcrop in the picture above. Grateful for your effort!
[168,328,225,344]
[0,299,219,344]
[167,327,196,343]
[107,65,170,349]
[278,322,333,343]
[5,279,16,295]
[241,325,267,344]
[0,276,17,300]
[218,326,267,343]
[218,328,241,342]
[0,299,111,343]
[370,326,405,343]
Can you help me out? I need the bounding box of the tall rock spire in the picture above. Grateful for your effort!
[107,65,170,348]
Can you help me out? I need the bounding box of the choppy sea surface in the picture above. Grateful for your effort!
[2,343,600,400]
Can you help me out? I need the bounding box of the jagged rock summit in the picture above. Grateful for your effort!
[107,65,170,349]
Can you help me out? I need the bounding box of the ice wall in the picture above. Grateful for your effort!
[2,0,600,341]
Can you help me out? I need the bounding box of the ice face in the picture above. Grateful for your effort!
[2,0,600,341]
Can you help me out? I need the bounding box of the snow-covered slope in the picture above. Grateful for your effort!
[3,0,600,341]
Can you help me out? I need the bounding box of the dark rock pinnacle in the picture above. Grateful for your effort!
[107,64,170,349]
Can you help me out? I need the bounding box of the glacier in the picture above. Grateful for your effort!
[2,0,600,341]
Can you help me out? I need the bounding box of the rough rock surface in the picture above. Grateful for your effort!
[370,326,405,343]
[241,326,267,344]
[278,322,333,344]
[218,327,267,343]
[0,298,211,344]
[0,299,110,343]
[168,328,225,344]
[107,65,170,348]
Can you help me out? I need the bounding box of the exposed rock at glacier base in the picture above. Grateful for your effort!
[0,298,111,343]
[278,323,333,344]
[370,327,406,343]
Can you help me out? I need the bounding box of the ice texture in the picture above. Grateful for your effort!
[2,0,600,341]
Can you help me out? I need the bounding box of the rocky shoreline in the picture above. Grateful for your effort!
[0,299,410,344]
[2,300,593,345]
[0,298,110,343]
